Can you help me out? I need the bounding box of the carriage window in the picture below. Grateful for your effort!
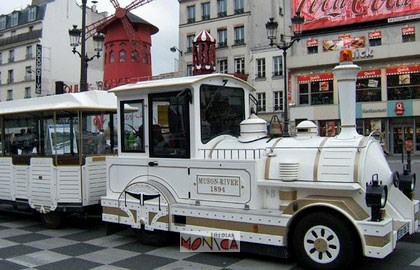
[81,111,116,156]
[200,84,245,143]
[4,115,40,157]
[149,92,190,158]
[121,100,144,153]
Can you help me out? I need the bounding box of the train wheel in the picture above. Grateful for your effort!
[134,227,170,246]
[293,212,357,269]
[40,212,63,229]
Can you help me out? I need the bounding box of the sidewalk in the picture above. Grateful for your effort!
[386,155,420,164]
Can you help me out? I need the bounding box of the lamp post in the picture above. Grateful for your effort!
[266,12,304,136]
[68,0,104,92]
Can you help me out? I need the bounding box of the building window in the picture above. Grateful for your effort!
[109,51,115,63]
[25,87,31,99]
[274,91,284,111]
[187,34,195,52]
[387,72,420,100]
[217,28,227,47]
[356,77,381,102]
[28,6,37,21]
[8,50,15,63]
[256,58,266,79]
[26,45,33,59]
[0,52,2,64]
[202,2,210,21]
[299,80,334,105]
[234,0,244,14]
[0,71,2,85]
[131,50,138,62]
[25,66,32,81]
[234,57,245,74]
[0,16,6,29]
[234,26,245,45]
[217,58,228,73]
[11,13,19,27]
[257,92,266,112]
[187,64,194,76]
[7,70,14,84]
[402,26,415,43]
[369,38,381,46]
[119,50,126,62]
[217,0,227,17]
[7,89,13,101]
[368,31,382,46]
[273,56,283,77]
[187,5,196,23]
[307,46,318,54]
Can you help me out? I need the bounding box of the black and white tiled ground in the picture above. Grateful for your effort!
[0,211,418,270]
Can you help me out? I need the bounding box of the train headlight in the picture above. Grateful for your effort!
[366,174,388,222]
[399,171,416,198]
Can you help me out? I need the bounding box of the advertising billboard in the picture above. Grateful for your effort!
[292,0,420,31]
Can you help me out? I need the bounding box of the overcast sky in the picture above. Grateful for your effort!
[0,0,180,75]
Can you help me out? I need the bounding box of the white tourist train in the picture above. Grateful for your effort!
[0,90,118,228]
[102,50,415,269]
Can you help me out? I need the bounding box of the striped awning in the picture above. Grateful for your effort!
[386,65,420,75]
[297,73,333,83]
[357,70,381,78]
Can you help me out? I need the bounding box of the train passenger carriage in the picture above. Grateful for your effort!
[102,51,419,269]
[0,90,118,228]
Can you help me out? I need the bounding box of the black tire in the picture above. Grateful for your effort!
[134,226,170,246]
[40,212,63,229]
[292,212,358,270]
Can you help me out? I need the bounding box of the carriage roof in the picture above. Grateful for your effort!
[109,73,255,93]
[0,90,117,115]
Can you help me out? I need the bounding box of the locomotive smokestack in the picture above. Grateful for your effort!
[333,49,361,139]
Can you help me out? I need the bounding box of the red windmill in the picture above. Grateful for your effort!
[86,0,159,89]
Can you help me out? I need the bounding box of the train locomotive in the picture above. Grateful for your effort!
[102,50,419,269]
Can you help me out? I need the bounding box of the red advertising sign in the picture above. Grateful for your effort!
[402,26,415,35]
[368,31,382,39]
[306,39,318,47]
[292,0,420,31]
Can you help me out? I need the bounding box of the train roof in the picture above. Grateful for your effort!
[109,73,256,93]
[0,90,117,115]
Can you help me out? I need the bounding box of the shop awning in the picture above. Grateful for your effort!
[357,70,381,78]
[297,73,333,83]
[401,26,415,35]
[368,31,382,39]
[306,39,318,47]
[386,65,420,75]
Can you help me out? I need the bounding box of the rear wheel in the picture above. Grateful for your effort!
[40,212,63,229]
[292,212,358,269]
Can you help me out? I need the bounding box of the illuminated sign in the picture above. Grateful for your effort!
[35,44,42,94]
[292,0,420,31]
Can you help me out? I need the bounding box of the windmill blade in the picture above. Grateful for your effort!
[121,15,141,47]
[126,0,155,12]
[85,14,115,40]
[110,0,120,8]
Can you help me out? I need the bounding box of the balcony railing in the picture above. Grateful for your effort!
[202,15,210,21]
[0,30,42,47]
[218,11,227,17]
[234,39,245,45]
[187,17,195,23]
[234,8,244,14]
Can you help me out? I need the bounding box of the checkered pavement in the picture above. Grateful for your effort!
[0,211,418,270]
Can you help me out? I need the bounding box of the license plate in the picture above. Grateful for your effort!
[397,222,410,240]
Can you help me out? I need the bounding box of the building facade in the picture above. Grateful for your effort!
[177,0,420,155]
[178,0,250,79]
[0,0,106,101]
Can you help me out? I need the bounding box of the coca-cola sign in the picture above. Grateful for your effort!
[292,0,420,31]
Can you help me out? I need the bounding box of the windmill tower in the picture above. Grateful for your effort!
[86,0,158,89]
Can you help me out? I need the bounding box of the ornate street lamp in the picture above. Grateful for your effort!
[68,0,104,92]
[266,12,304,136]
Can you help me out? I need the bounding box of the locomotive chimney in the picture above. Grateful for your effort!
[333,49,361,139]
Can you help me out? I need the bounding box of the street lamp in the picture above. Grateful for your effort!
[68,0,105,92]
[266,12,304,136]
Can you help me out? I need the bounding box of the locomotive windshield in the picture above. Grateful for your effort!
[200,84,245,143]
